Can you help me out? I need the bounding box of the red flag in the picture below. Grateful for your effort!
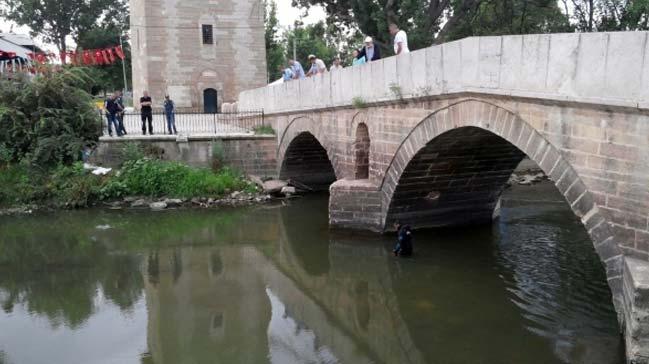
[60,52,67,64]
[83,50,93,65]
[107,48,116,63]
[101,49,110,64]
[114,45,125,60]
[94,50,104,65]
[36,53,47,63]
[26,52,35,60]
[8,52,16,58]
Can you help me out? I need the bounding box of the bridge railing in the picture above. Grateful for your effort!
[239,31,649,114]
[100,109,265,136]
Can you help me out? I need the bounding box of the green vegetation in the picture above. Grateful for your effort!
[0,68,102,167]
[253,124,276,135]
[100,159,251,199]
[0,159,254,209]
[352,96,368,109]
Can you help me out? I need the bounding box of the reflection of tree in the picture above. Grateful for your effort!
[100,254,144,311]
[0,220,143,328]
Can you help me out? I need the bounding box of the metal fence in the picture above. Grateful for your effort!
[101,109,265,136]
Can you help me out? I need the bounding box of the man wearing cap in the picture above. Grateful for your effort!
[306,54,327,77]
[356,36,381,63]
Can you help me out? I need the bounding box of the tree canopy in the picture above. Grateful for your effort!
[290,0,649,56]
[1,0,128,56]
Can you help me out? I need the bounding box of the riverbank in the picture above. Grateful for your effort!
[0,158,294,216]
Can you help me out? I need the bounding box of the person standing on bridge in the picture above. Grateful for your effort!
[163,95,177,135]
[393,222,413,257]
[389,23,410,55]
[357,36,381,63]
[140,91,154,135]
[289,59,305,80]
[306,55,327,77]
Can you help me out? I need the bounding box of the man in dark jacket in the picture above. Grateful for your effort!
[356,36,381,63]
[104,95,123,137]
[393,222,413,257]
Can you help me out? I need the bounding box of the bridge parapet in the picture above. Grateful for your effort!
[239,31,649,114]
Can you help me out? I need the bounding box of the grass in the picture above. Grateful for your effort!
[253,125,276,135]
[0,158,256,209]
[352,96,367,109]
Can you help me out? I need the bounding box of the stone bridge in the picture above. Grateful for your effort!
[238,31,649,362]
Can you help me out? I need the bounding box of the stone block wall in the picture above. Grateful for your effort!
[329,180,383,232]
[239,31,649,114]
[623,258,649,363]
[131,0,267,110]
[91,135,277,178]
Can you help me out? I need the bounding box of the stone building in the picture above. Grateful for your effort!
[130,0,267,111]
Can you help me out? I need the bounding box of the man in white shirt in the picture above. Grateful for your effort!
[306,54,327,77]
[389,23,410,55]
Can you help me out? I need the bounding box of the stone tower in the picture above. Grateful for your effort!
[130,0,267,111]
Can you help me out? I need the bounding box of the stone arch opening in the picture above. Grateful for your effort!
[279,131,337,191]
[354,123,370,179]
[379,100,623,316]
[386,126,525,228]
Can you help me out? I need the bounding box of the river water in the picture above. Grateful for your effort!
[0,182,624,364]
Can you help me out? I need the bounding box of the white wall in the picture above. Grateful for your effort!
[238,31,649,113]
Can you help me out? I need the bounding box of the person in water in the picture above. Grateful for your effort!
[393,222,413,257]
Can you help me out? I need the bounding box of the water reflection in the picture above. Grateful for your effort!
[0,186,624,364]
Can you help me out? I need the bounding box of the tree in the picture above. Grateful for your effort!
[0,68,102,167]
[283,22,340,69]
[1,0,127,58]
[265,0,286,82]
[563,0,649,31]
[76,25,131,94]
[292,0,571,54]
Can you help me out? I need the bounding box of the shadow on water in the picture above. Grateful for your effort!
[0,183,624,364]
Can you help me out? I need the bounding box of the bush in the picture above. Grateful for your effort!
[0,67,102,168]
[100,159,250,199]
[48,162,104,208]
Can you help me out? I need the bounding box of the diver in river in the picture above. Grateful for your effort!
[393,222,413,257]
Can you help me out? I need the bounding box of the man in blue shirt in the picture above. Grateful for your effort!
[289,59,305,80]
[281,65,294,82]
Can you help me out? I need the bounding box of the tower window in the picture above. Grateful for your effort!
[202,24,213,45]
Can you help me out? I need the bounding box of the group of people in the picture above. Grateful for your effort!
[104,91,178,137]
[281,23,410,82]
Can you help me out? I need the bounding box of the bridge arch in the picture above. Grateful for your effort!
[278,116,339,190]
[380,99,623,308]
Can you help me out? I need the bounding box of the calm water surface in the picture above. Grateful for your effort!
[0,183,623,364]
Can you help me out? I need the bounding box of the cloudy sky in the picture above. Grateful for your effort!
[1,0,325,52]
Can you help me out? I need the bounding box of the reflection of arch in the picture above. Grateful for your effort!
[279,130,337,191]
[380,99,623,309]
[203,88,218,113]
[278,194,331,276]
[354,123,370,179]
